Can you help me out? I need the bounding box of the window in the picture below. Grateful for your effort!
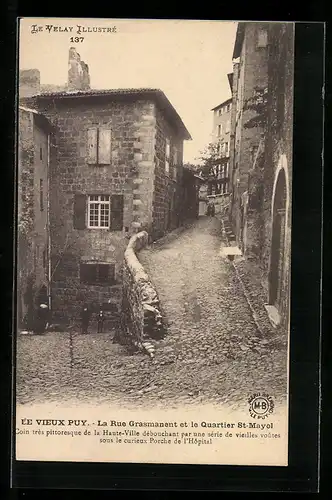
[165,138,171,174]
[39,179,44,211]
[218,124,222,136]
[227,103,231,112]
[225,142,230,156]
[88,195,110,228]
[73,193,124,231]
[226,161,229,178]
[40,147,43,161]
[80,262,115,286]
[218,109,222,116]
[225,120,230,133]
[87,127,112,165]
[257,29,268,48]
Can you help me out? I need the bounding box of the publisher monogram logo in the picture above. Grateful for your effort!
[248,393,274,419]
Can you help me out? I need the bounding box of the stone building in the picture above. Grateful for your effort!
[228,22,294,327]
[229,22,270,246]
[19,53,191,324]
[205,97,232,215]
[17,106,54,328]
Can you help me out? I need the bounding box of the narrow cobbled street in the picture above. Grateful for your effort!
[17,217,288,410]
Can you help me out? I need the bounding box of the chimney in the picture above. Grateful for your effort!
[19,69,40,98]
[67,47,90,91]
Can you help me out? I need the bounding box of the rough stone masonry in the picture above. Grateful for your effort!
[121,231,164,356]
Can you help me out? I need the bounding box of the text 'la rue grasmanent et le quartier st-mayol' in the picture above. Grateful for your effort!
[17,419,281,444]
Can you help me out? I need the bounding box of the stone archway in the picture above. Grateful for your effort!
[269,166,287,310]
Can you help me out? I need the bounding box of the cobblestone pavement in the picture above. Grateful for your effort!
[16,216,288,410]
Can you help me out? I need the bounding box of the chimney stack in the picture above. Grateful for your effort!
[67,47,90,91]
[19,69,40,98]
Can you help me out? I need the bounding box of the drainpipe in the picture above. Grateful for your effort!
[46,132,52,311]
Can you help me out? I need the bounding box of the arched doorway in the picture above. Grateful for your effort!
[269,168,287,310]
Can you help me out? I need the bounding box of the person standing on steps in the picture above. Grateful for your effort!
[34,302,49,334]
[81,303,91,334]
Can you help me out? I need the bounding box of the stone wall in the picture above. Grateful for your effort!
[231,23,269,244]
[261,23,294,326]
[152,106,184,240]
[18,109,35,327]
[17,109,50,327]
[230,23,294,327]
[121,231,164,356]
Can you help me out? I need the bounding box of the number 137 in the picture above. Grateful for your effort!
[70,37,84,43]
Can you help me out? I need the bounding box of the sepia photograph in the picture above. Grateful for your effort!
[15,18,294,466]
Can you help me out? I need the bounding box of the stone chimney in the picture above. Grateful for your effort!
[19,69,40,98]
[67,47,90,91]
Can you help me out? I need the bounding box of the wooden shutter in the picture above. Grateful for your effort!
[98,128,112,164]
[73,194,87,229]
[110,195,124,231]
[87,128,98,164]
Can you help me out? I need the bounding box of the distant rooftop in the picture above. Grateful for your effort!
[211,97,232,112]
[22,87,192,140]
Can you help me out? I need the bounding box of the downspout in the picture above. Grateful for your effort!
[47,132,52,311]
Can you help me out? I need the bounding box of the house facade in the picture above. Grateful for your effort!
[19,56,191,324]
[229,22,269,249]
[228,22,294,327]
[17,106,53,328]
[205,97,232,215]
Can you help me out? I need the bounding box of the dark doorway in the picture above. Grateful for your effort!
[37,285,48,305]
[269,169,287,309]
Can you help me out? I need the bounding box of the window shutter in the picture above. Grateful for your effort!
[110,195,124,231]
[87,128,98,164]
[73,194,87,229]
[98,128,112,164]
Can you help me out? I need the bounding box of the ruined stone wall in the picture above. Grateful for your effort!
[121,232,164,355]
[67,47,91,91]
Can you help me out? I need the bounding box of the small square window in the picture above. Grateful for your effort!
[80,262,115,286]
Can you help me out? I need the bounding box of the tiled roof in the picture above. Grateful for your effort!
[26,88,192,140]
[18,105,54,131]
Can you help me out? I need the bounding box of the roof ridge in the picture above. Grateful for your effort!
[21,87,192,140]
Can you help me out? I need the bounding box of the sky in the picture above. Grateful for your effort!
[19,18,238,164]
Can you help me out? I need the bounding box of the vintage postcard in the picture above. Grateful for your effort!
[15,18,294,466]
